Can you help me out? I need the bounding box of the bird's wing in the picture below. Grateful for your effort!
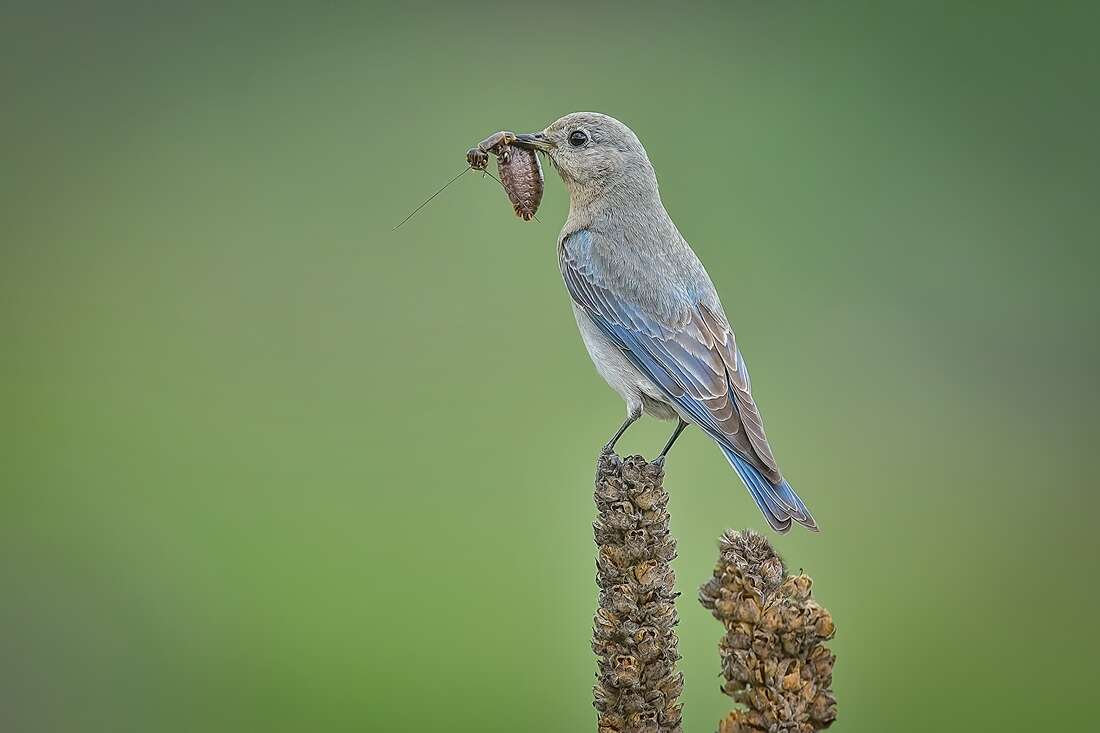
[560,230,781,483]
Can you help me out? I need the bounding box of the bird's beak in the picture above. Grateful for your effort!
[514,132,554,152]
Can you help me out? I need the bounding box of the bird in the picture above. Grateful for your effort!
[513,112,817,532]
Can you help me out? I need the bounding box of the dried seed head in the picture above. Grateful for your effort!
[700,530,837,732]
[594,451,682,732]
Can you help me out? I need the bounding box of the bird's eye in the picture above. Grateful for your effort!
[568,130,589,147]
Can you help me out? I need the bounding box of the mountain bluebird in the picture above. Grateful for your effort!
[513,112,817,532]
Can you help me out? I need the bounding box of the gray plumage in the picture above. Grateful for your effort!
[517,112,817,532]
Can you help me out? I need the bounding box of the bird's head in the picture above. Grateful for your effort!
[515,112,657,206]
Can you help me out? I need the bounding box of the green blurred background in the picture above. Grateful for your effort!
[3,1,1098,730]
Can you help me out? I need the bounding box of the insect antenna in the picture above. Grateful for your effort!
[392,165,472,230]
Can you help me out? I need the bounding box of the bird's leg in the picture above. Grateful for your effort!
[603,411,641,455]
[654,420,690,466]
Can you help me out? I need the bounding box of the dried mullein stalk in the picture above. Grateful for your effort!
[593,452,683,733]
[699,530,837,733]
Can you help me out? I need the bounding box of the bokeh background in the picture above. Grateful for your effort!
[4,1,1098,730]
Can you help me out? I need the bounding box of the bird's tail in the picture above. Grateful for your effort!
[719,445,819,533]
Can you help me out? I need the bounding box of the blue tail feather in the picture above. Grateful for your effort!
[720,445,818,533]
[772,478,818,531]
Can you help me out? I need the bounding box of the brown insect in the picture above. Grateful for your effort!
[466,131,544,221]
[392,130,544,230]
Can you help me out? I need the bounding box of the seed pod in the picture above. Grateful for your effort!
[496,144,543,221]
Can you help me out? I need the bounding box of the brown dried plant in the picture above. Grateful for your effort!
[592,452,684,733]
[591,453,837,733]
[699,530,837,733]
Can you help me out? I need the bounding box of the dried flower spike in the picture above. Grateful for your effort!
[593,452,683,733]
[699,529,837,733]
